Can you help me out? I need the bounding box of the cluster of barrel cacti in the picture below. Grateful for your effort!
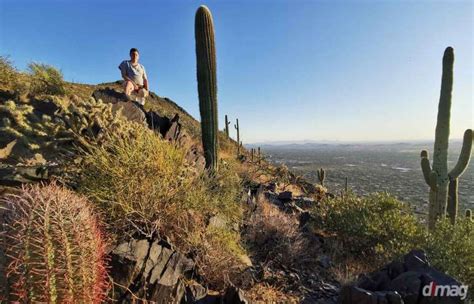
[420,47,473,229]
[195,5,218,171]
[0,183,108,302]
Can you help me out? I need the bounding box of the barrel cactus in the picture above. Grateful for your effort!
[195,5,218,171]
[420,47,473,229]
[0,183,108,302]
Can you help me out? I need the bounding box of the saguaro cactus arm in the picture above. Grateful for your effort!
[420,150,438,190]
[449,129,473,179]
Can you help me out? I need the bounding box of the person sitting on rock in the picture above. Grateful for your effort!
[118,48,149,105]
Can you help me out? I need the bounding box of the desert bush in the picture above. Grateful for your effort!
[423,217,474,289]
[192,226,247,290]
[310,192,425,261]
[28,62,66,95]
[77,124,247,289]
[244,199,315,268]
[0,56,19,87]
[77,124,191,236]
[0,182,108,302]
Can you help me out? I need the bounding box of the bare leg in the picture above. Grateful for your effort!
[123,81,134,100]
[136,88,149,105]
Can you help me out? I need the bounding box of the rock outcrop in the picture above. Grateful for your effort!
[339,250,467,304]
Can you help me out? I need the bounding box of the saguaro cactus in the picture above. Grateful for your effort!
[466,209,473,221]
[235,118,240,156]
[195,5,218,171]
[225,114,230,137]
[1,183,108,303]
[420,47,473,229]
[317,168,325,187]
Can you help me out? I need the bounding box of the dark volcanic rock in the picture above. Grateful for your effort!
[278,191,293,201]
[339,250,466,304]
[112,101,147,126]
[109,237,194,303]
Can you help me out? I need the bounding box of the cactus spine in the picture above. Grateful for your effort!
[225,114,230,137]
[317,168,325,187]
[195,5,218,171]
[420,47,473,229]
[1,183,108,302]
[234,118,240,156]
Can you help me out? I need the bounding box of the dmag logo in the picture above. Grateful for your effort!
[422,281,468,300]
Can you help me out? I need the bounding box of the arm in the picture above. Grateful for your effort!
[143,76,149,91]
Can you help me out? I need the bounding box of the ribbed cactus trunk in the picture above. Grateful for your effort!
[195,5,218,171]
[420,47,473,229]
[225,115,230,137]
[430,46,454,227]
[447,177,458,224]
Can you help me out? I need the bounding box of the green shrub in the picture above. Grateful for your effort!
[423,218,474,289]
[77,125,246,289]
[0,56,19,87]
[77,123,242,237]
[310,192,425,261]
[28,62,66,95]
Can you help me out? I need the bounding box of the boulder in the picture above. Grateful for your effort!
[339,250,466,304]
[112,101,147,126]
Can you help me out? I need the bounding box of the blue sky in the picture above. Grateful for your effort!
[0,0,472,143]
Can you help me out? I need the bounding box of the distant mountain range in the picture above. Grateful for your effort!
[246,139,465,148]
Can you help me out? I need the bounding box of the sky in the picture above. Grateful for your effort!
[0,0,472,143]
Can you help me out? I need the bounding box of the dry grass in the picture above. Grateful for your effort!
[76,124,248,290]
[244,198,316,269]
[246,283,300,303]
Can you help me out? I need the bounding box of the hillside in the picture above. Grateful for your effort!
[0,25,472,303]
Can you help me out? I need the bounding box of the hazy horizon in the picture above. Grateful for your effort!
[246,137,469,145]
[1,0,472,143]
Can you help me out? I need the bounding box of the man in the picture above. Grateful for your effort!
[118,48,149,105]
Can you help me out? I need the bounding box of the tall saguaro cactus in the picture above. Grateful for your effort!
[225,114,230,137]
[235,118,240,156]
[420,47,473,229]
[195,5,218,171]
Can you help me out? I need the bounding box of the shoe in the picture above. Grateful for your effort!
[136,97,146,106]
